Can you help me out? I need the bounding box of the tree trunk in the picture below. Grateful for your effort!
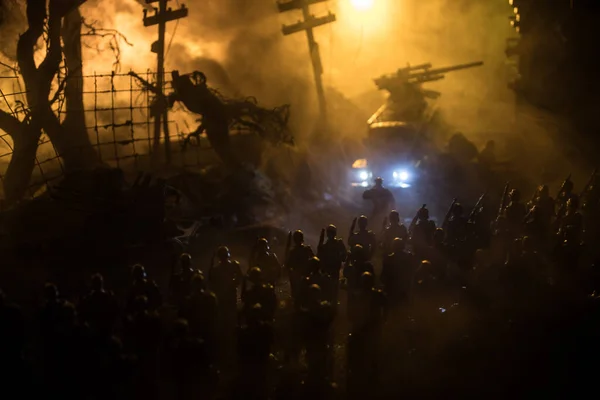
[55,6,98,170]
[0,111,41,205]
[0,1,94,205]
[3,127,42,205]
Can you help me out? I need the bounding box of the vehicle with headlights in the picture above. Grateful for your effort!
[349,60,484,192]
[349,121,425,190]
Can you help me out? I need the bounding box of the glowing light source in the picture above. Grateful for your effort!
[350,0,374,11]
[393,170,410,182]
[359,171,369,181]
[352,158,368,169]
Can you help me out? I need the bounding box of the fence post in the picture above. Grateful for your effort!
[143,0,188,166]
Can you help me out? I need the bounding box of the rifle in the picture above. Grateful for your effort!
[497,182,510,220]
[580,168,597,197]
[349,217,357,244]
[442,198,458,230]
[319,228,325,248]
[555,173,572,202]
[284,231,292,264]
[523,204,538,224]
[468,192,487,223]
[409,204,426,234]
[528,186,539,207]
[554,173,573,225]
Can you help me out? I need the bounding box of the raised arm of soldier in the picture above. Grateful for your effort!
[348,217,357,246]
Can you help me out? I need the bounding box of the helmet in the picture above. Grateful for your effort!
[564,179,574,193]
[91,273,104,291]
[358,215,368,230]
[389,210,400,224]
[417,207,429,220]
[360,271,375,290]
[191,273,206,293]
[248,267,262,284]
[173,318,189,337]
[63,302,77,323]
[246,303,263,323]
[256,238,269,251]
[326,224,337,239]
[44,283,59,302]
[375,177,383,185]
[351,244,365,262]
[415,260,433,283]
[433,228,444,243]
[392,237,405,253]
[132,264,147,281]
[179,253,192,269]
[216,246,231,260]
[292,230,304,245]
[452,203,464,216]
[308,284,322,302]
[308,257,321,273]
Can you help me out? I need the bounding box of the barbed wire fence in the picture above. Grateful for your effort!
[0,69,241,201]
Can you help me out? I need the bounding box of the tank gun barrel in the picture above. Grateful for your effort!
[375,61,484,92]
[417,61,484,77]
[403,63,433,72]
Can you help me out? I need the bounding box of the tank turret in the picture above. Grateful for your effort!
[369,61,484,124]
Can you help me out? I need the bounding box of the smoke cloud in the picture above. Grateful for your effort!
[0,0,588,191]
[100,0,517,143]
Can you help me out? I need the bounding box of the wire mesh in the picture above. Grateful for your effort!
[0,69,233,201]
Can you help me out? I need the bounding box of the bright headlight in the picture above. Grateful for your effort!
[359,171,369,181]
[393,170,410,181]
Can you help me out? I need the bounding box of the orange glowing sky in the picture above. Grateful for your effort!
[0,0,516,142]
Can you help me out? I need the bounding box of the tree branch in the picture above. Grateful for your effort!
[61,7,86,131]
[81,19,133,71]
[49,68,76,107]
[0,109,24,138]
[0,60,18,73]
[16,0,46,105]
[38,0,66,91]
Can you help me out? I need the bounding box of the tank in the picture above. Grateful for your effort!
[368,61,484,125]
[349,61,484,192]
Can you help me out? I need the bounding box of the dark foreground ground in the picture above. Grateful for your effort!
[1,107,599,398]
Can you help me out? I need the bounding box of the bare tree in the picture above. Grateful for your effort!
[0,0,98,205]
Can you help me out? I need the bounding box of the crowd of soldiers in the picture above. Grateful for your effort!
[2,171,600,399]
